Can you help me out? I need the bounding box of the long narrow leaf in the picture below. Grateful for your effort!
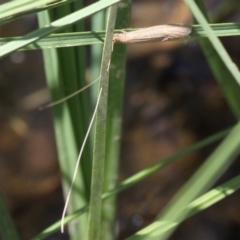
[101,1,132,239]
[0,0,57,18]
[192,1,240,119]
[0,192,20,240]
[0,0,120,59]
[129,121,240,240]
[31,127,230,240]
[87,4,118,240]
[128,174,240,240]
[0,23,240,51]
[0,0,73,26]
[184,0,240,86]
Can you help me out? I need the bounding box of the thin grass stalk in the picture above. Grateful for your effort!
[101,1,132,239]
[53,2,90,239]
[0,0,57,18]
[129,120,240,240]
[89,2,107,199]
[32,169,240,240]
[72,0,93,201]
[183,0,240,85]
[185,0,240,118]
[102,128,230,199]
[0,0,73,26]
[1,23,240,51]
[0,192,20,240]
[0,0,121,58]
[127,174,240,240]
[87,4,118,240]
[194,0,240,119]
[91,3,106,104]
[31,125,230,240]
[38,10,88,239]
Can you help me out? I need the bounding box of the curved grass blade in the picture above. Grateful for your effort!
[0,192,20,240]
[32,171,240,240]
[190,1,240,119]
[61,88,102,233]
[0,0,57,19]
[90,3,106,105]
[127,174,240,240]
[0,0,73,26]
[129,121,240,240]
[0,0,121,59]
[38,9,89,239]
[38,0,94,238]
[31,127,230,240]
[184,0,240,86]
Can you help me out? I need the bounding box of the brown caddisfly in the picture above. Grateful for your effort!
[113,24,192,44]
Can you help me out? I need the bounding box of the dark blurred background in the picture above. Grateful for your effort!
[0,0,240,239]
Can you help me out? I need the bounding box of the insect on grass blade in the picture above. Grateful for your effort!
[113,24,192,44]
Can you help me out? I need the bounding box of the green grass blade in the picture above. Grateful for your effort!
[103,128,231,199]
[191,22,240,38]
[127,174,240,240]
[184,0,240,85]
[71,0,93,202]
[0,0,73,26]
[184,0,240,119]
[185,174,240,215]
[0,0,120,59]
[51,2,90,239]
[193,1,240,119]
[0,192,20,240]
[38,9,88,239]
[31,127,230,240]
[90,4,106,105]
[129,121,240,240]
[1,23,240,51]
[101,1,132,239]
[87,4,118,240]
[40,10,86,240]
[0,0,57,19]
[90,6,107,198]
[38,0,101,236]
[32,169,240,240]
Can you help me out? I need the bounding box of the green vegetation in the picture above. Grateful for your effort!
[0,1,240,240]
